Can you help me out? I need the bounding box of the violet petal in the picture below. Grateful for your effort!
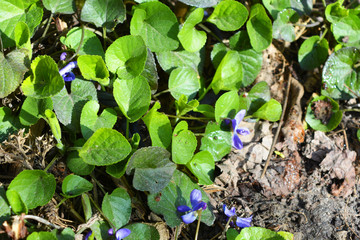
[115,228,131,240]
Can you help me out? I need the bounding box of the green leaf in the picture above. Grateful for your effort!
[142,49,159,94]
[172,121,197,164]
[27,232,57,240]
[200,122,232,161]
[229,32,263,87]
[42,0,76,14]
[67,150,95,175]
[262,0,291,18]
[305,95,342,132]
[105,35,147,79]
[126,223,160,240]
[156,50,202,73]
[247,81,271,114]
[358,129,360,142]
[322,47,360,99]
[226,228,239,240]
[142,102,172,149]
[246,4,273,52]
[278,231,294,240]
[290,0,312,15]
[177,0,219,8]
[169,67,200,100]
[178,8,206,52]
[80,100,117,139]
[211,43,228,69]
[113,76,151,122]
[19,97,53,126]
[214,90,240,122]
[211,50,243,94]
[21,55,64,98]
[272,9,298,42]
[298,36,329,70]
[80,0,125,30]
[0,49,29,98]
[45,109,63,148]
[332,10,360,48]
[252,99,282,121]
[0,186,10,219]
[52,78,98,132]
[175,95,199,116]
[77,55,109,85]
[148,170,215,227]
[193,104,215,118]
[325,2,348,23]
[130,1,179,52]
[207,0,248,31]
[52,228,75,240]
[60,27,105,58]
[62,175,93,198]
[79,128,131,166]
[126,147,176,193]
[0,107,19,142]
[235,227,287,240]
[187,151,215,185]
[0,1,43,48]
[6,189,27,214]
[14,22,31,55]
[8,170,56,209]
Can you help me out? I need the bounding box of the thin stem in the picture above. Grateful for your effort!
[44,154,59,172]
[23,215,62,229]
[319,27,328,42]
[56,197,67,208]
[354,62,360,69]
[153,89,170,98]
[68,24,85,62]
[220,217,233,239]
[0,34,3,53]
[66,147,82,151]
[322,0,327,7]
[343,108,360,113]
[88,194,115,230]
[174,225,180,240]
[198,84,212,102]
[102,27,107,50]
[194,211,202,240]
[126,119,130,139]
[198,23,222,43]
[166,114,212,121]
[42,12,54,38]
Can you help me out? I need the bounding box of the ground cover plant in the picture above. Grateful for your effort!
[0,0,360,239]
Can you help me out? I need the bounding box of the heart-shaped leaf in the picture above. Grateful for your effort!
[77,55,109,85]
[156,50,202,73]
[42,0,76,14]
[207,0,248,31]
[62,175,93,198]
[178,8,206,52]
[127,147,176,194]
[172,121,197,164]
[80,100,117,139]
[21,55,64,99]
[252,99,282,121]
[215,90,240,122]
[298,35,329,70]
[125,223,159,240]
[169,67,200,100]
[79,128,131,166]
[19,97,53,126]
[8,170,56,209]
[187,151,215,185]
[113,76,151,122]
[130,1,179,52]
[105,35,147,79]
[102,188,131,230]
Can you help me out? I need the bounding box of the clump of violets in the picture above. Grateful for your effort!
[59,60,77,82]
[108,228,131,240]
[223,204,252,228]
[177,189,207,224]
[226,110,250,150]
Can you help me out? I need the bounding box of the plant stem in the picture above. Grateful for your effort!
[23,215,62,229]
[102,26,107,50]
[42,12,54,39]
[322,0,327,7]
[198,23,223,43]
[44,154,60,172]
[56,197,67,208]
[68,23,85,61]
[0,34,3,53]
[319,27,328,42]
[166,114,212,121]
[126,118,130,139]
[194,211,202,240]
[198,84,212,102]
[220,217,233,239]
[153,89,170,98]
[88,194,116,230]
[174,225,180,240]
[343,108,360,113]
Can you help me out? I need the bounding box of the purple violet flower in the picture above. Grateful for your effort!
[228,110,250,150]
[108,228,131,240]
[223,204,252,228]
[60,52,67,61]
[84,231,93,240]
[59,61,77,82]
[177,189,207,224]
